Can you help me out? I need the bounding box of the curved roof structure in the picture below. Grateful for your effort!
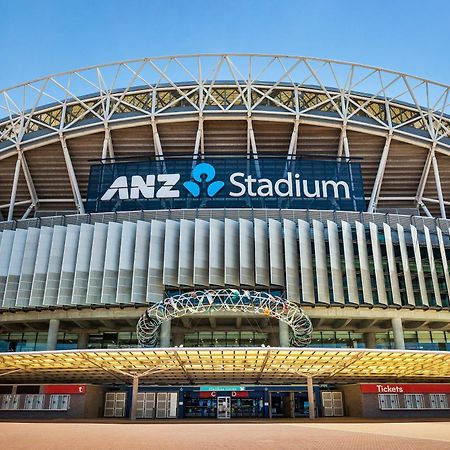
[0,54,449,220]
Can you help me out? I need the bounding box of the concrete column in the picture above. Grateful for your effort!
[364,332,377,349]
[77,332,89,349]
[279,321,290,347]
[46,319,60,351]
[307,376,316,419]
[391,317,405,350]
[160,320,171,347]
[130,376,139,420]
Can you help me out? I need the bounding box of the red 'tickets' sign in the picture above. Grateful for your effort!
[43,385,86,395]
[360,383,450,394]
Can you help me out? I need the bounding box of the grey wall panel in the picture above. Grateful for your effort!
[298,219,314,304]
[224,218,239,286]
[117,221,137,304]
[101,222,123,304]
[355,221,373,306]
[396,224,415,307]
[178,219,195,287]
[29,227,54,307]
[341,221,359,305]
[437,227,450,304]
[194,219,209,287]
[383,223,402,307]
[147,220,165,303]
[283,219,300,302]
[72,223,94,306]
[239,219,255,286]
[423,226,442,308]
[3,229,28,308]
[43,226,67,306]
[369,222,388,306]
[86,222,108,305]
[254,219,270,287]
[132,220,151,304]
[0,230,15,306]
[16,227,40,308]
[327,220,344,305]
[268,219,285,287]
[57,225,81,306]
[410,225,429,307]
[209,219,225,286]
[162,220,180,287]
[313,220,330,305]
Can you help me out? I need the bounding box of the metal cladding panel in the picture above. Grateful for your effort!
[132,220,151,304]
[3,229,28,308]
[254,219,270,287]
[16,227,40,308]
[424,226,442,308]
[147,220,165,303]
[72,223,94,306]
[194,219,209,287]
[117,221,137,304]
[268,219,285,287]
[57,225,81,306]
[209,219,225,286]
[224,218,239,286]
[396,224,416,307]
[43,225,67,306]
[86,222,108,305]
[326,220,344,305]
[162,220,180,287]
[369,222,388,306]
[437,227,450,305]
[383,223,402,307]
[29,227,53,307]
[355,221,373,306]
[283,219,300,302]
[178,219,195,287]
[298,219,314,304]
[239,218,255,287]
[341,221,359,306]
[313,220,330,305]
[101,222,123,304]
[0,230,15,306]
[410,225,429,307]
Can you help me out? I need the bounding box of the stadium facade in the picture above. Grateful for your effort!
[0,54,449,420]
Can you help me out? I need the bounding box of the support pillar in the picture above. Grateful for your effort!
[46,319,60,351]
[160,320,171,347]
[77,332,89,349]
[363,332,377,349]
[307,376,316,419]
[391,317,405,350]
[130,376,139,421]
[279,321,290,347]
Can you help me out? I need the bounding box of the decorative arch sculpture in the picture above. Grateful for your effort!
[137,289,313,347]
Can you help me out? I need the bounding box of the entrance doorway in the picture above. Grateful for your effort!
[270,392,293,418]
[217,396,231,419]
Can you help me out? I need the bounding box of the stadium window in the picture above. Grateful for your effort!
[429,394,449,409]
[24,394,44,410]
[404,394,425,409]
[1,394,20,410]
[378,394,400,410]
[49,394,71,410]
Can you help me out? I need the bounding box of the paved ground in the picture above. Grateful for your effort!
[1,421,450,449]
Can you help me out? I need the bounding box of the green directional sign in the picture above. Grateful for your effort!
[199,386,245,392]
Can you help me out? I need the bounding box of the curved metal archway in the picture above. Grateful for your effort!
[137,289,313,347]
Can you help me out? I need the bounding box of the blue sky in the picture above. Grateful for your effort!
[0,0,449,89]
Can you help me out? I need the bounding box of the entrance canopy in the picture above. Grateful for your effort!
[0,347,449,385]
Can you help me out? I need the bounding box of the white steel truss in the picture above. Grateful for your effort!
[0,54,449,218]
[137,289,313,347]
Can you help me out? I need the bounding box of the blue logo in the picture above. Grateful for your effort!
[183,163,225,197]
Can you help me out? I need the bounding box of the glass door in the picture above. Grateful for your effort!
[217,396,231,419]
